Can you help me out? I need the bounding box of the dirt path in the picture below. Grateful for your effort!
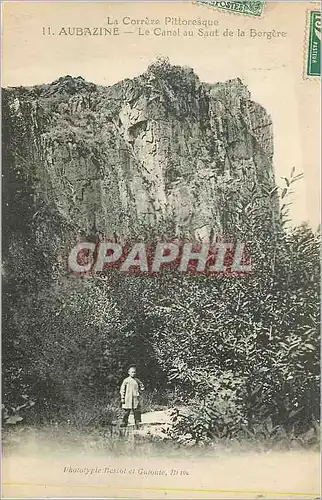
[142,409,172,424]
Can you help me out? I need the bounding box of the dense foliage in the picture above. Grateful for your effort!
[2,113,320,444]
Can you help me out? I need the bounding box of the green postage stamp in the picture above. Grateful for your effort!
[307,11,321,77]
[196,1,266,17]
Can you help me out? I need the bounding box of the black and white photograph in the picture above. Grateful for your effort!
[1,1,321,498]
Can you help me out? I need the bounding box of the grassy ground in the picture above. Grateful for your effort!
[2,397,320,498]
[2,424,320,499]
[2,418,320,458]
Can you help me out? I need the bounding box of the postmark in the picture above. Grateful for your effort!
[306,10,321,77]
[195,0,266,17]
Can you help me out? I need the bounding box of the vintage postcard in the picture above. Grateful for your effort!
[1,1,321,499]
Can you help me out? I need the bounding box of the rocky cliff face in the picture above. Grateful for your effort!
[2,60,277,243]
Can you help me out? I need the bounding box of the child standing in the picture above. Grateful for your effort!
[120,366,144,429]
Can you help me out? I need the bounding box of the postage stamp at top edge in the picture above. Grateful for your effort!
[307,10,321,77]
[194,0,266,17]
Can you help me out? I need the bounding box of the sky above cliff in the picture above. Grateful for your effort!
[2,1,320,228]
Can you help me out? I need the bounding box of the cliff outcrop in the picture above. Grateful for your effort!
[2,59,276,243]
